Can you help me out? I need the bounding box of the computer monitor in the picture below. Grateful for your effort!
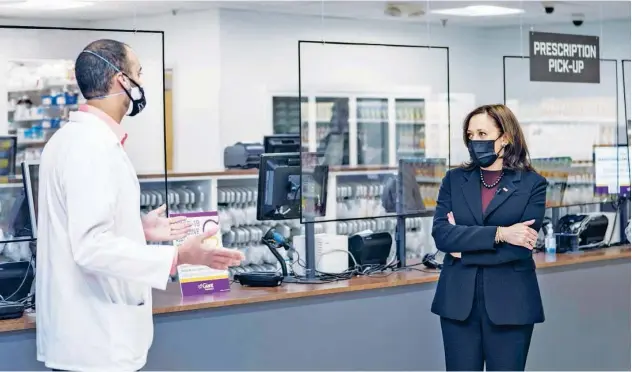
[263,135,301,154]
[0,136,17,177]
[0,261,34,302]
[594,145,631,197]
[256,153,329,221]
[0,186,32,240]
[21,162,39,237]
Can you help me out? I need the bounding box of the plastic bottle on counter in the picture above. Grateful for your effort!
[544,224,556,255]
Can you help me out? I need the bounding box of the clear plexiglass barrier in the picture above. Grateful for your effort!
[0,27,166,247]
[297,41,449,225]
[504,56,630,204]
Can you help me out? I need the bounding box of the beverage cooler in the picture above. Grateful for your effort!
[356,97,388,165]
[272,96,309,151]
[315,97,350,165]
[395,98,426,161]
[271,94,430,166]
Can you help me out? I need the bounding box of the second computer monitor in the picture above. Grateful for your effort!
[256,152,329,221]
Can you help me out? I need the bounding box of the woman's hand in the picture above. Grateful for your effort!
[499,220,539,250]
[446,212,461,258]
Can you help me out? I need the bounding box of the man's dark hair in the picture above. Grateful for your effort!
[75,39,130,99]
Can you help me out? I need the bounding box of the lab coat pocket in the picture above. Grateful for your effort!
[106,302,152,365]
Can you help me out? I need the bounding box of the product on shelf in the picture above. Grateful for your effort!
[0,136,16,176]
[395,98,425,122]
[272,96,308,138]
[532,157,599,207]
[357,98,388,121]
[7,59,80,168]
[395,99,426,161]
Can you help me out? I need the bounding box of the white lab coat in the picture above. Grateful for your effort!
[36,111,176,371]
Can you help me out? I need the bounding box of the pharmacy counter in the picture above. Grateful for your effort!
[1,246,630,370]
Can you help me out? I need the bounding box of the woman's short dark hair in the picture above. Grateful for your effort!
[461,104,534,172]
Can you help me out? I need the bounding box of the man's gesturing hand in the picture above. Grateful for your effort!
[177,228,244,270]
[143,204,191,242]
[499,220,539,250]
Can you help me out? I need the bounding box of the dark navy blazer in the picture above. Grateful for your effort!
[430,167,547,325]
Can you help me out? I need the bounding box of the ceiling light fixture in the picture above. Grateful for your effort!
[1,0,94,10]
[431,5,524,17]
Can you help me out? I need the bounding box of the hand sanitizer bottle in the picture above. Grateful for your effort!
[545,224,556,255]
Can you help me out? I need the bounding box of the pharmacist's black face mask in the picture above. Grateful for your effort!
[121,75,146,117]
[81,50,147,117]
[468,137,502,168]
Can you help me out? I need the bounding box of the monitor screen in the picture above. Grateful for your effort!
[256,153,328,221]
[0,186,32,240]
[594,146,630,196]
[21,162,39,236]
[257,153,302,221]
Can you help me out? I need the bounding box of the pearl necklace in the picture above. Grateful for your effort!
[480,170,504,189]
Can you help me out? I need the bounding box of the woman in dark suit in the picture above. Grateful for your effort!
[431,104,547,371]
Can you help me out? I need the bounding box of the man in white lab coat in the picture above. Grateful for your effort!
[35,39,244,371]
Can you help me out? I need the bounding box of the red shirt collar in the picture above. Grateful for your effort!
[78,104,128,146]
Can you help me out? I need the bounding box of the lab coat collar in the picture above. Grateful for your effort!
[77,104,128,146]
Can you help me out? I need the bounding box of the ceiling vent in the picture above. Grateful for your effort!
[384,2,425,18]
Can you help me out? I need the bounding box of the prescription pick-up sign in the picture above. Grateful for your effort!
[529,31,600,83]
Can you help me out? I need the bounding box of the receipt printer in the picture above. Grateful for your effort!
[556,212,620,252]
[223,142,264,169]
[348,231,392,267]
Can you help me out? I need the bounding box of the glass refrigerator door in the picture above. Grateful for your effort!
[356,97,388,165]
[272,96,309,150]
[315,97,350,165]
[395,98,426,160]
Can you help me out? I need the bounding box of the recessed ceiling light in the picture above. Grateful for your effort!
[1,0,94,10]
[431,5,524,17]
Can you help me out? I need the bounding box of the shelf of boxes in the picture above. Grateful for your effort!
[6,60,83,168]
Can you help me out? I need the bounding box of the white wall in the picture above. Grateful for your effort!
[92,9,222,173]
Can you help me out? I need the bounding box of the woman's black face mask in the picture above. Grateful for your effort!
[468,137,502,168]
